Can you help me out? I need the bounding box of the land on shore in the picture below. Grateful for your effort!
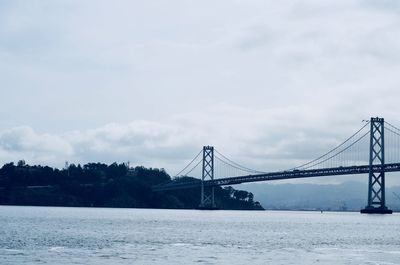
[0,161,263,210]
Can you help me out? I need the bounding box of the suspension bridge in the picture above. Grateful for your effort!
[153,117,400,214]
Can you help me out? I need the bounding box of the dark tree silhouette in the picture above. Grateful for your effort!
[0,162,263,210]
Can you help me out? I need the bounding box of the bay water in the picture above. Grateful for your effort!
[1,206,399,264]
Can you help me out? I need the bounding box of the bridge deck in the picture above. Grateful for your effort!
[153,163,400,191]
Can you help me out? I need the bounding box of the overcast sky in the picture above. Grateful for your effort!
[1,0,400,185]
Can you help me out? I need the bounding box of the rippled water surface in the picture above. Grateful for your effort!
[1,206,400,264]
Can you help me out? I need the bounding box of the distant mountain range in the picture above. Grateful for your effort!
[243,181,400,211]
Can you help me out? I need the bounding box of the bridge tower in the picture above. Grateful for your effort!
[361,117,392,214]
[199,146,217,209]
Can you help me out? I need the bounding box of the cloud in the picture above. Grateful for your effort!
[0,126,73,164]
[0,105,371,172]
[0,119,202,171]
[1,0,400,186]
[1,105,399,186]
[1,0,400,133]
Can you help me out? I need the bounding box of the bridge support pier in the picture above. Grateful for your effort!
[199,146,217,210]
[361,117,392,214]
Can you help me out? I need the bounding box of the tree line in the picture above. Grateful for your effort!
[0,161,263,210]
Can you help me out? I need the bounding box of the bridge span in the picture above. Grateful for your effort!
[153,117,400,214]
[153,163,400,190]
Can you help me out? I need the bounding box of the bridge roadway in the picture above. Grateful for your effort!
[152,163,400,191]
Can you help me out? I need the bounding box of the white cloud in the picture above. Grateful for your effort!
[0,105,399,185]
[1,0,400,185]
[0,126,73,164]
[0,105,370,170]
[1,0,400,132]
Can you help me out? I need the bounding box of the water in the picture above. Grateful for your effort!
[0,206,400,265]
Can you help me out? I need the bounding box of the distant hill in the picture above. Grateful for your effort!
[243,181,400,211]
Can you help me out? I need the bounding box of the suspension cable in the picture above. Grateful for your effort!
[385,126,400,138]
[215,156,257,174]
[184,159,203,177]
[385,121,400,132]
[174,149,202,177]
[293,121,370,169]
[302,130,370,170]
[215,149,266,174]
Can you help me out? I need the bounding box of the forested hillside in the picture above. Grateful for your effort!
[0,161,263,210]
